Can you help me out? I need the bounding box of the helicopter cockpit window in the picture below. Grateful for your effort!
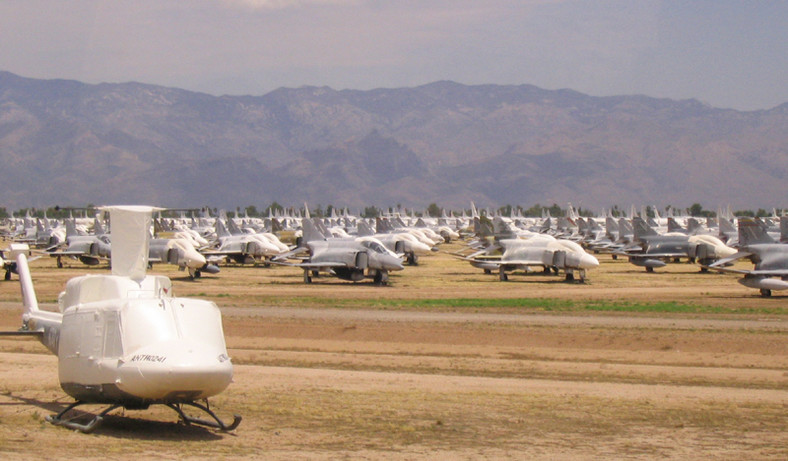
[121,302,179,353]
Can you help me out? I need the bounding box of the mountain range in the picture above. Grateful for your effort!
[1,70,786,212]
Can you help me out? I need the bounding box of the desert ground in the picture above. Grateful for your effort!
[0,244,785,460]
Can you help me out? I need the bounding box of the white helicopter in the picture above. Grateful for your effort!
[1,206,240,433]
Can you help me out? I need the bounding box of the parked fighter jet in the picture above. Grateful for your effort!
[366,218,434,265]
[34,216,66,248]
[274,218,403,285]
[707,218,788,296]
[48,218,111,267]
[202,219,284,265]
[0,206,240,433]
[148,238,219,279]
[465,234,599,282]
[619,217,735,272]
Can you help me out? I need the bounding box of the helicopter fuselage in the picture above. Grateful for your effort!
[54,274,233,406]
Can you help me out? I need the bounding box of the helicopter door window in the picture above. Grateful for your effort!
[103,311,123,358]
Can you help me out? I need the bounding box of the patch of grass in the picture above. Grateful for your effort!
[578,300,785,315]
[184,292,232,298]
[581,300,710,313]
[268,296,782,315]
[383,298,574,310]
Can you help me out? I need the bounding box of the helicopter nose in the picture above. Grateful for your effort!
[117,341,233,401]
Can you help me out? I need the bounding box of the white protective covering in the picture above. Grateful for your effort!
[102,206,163,283]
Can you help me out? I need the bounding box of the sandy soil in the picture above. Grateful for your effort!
[0,247,785,460]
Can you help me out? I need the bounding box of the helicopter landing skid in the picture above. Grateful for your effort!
[45,401,122,433]
[166,401,242,431]
[45,400,241,433]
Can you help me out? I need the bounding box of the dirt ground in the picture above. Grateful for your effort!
[0,245,785,460]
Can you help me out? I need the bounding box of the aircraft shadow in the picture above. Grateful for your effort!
[1,392,224,440]
[271,279,397,287]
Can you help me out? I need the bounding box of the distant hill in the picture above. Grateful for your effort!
[1,71,786,211]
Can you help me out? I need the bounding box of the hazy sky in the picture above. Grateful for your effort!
[1,0,786,110]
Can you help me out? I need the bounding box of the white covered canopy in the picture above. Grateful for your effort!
[101,206,164,283]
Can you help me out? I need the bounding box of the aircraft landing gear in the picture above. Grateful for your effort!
[46,401,123,433]
[760,288,772,297]
[373,270,389,286]
[304,269,312,283]
[166,401,242,432]
[189,268,202,279]
[45,400,242,433]
[565,269,587,283]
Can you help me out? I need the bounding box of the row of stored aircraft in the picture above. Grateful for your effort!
[0,204,784,435]
[454,203,788,296]
[2,205,451,286]
[2,204,788,295]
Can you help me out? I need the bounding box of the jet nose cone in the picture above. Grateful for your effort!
[186,252,207,267]
[386,255,405,271]
[580,253,600,269]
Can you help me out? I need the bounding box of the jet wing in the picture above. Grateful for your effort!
[749,269,788,276]
[622,251,689,259]
[467,257,546,269]
[496,257,549,266]
[201,249,244,256]
[702,265,750,275]
[707,251,753,268]
[48,250,101,257]
[268,260,348,269]
[270,247,310,262]
[705,266,788,276]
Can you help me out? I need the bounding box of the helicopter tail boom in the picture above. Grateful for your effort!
[17,254,39,317]
[17,254,61,354]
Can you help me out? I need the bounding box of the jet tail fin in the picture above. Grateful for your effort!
[65,218,78,238]
[357,221,374,237]
[718,216,736,236]
[226,217,243,236]
[781,216,788,243]
[738,218,775,246]
[633,217,658,240]
[477,216,494,238]
[271,218,283,234]
[216,219,231,238]
[686,218,702,234]
[667,217,685,233]
[302,218,326,243]
[94,216,106,235]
